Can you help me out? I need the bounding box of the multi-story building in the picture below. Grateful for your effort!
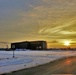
[11,41,47,50]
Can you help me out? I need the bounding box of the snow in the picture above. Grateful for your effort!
[0,50,76,74]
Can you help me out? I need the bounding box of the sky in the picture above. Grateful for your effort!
[0,0,76,48]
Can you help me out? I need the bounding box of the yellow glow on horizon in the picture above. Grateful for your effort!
[64,41,70,46]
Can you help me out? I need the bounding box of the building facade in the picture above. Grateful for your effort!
[11,41,47,50]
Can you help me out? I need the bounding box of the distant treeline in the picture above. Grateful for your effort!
[0,48,11,51]
[47,48,76,50]
[0,48,76,51]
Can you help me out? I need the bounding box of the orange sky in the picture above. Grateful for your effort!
[0,0,76,48]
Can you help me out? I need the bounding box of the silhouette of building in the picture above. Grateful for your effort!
[11,41,47,50]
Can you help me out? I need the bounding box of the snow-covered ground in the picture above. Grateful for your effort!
[0,50,76,74]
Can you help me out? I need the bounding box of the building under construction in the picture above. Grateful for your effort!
[11,41,47,50]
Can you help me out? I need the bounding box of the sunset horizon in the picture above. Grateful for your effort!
[0,0,76,48]
[1,1,76,74]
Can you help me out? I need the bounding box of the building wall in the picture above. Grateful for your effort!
[11,41,47,50]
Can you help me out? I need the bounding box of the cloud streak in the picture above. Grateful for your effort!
[0,0,76,47]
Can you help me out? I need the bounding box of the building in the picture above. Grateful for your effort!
[11,41,47,50]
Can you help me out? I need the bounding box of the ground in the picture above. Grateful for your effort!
[0,50,76,74]
[5,56,76,75]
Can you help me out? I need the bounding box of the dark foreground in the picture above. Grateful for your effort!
[3,56,76,75]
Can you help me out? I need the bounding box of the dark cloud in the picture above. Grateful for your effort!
[48,40,59,43]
